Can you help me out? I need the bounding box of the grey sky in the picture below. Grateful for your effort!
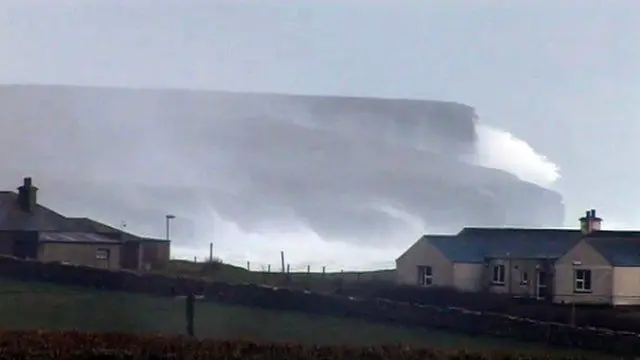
[1,0,639,268]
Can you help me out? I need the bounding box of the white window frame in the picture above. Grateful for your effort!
[417,265,433,286]
[96,248,110,260]
[492,264,506,284]
[574,269,592,292]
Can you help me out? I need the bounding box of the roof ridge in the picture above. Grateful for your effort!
[429,227,582,263]
[461,227,580,232]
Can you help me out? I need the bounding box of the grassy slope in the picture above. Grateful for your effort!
[0,277,607,358]
[154,260,396,293]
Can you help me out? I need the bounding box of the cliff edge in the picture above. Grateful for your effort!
[0,84,564,243]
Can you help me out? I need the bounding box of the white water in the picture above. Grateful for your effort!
[475,124,560,189]
[171,123,562,271]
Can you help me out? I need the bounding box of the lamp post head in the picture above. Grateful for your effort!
[166,214,176,220]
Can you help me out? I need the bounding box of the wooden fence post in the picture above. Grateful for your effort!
[185,293,195,337]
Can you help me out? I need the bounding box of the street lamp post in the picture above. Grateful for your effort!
[165,214,176,241]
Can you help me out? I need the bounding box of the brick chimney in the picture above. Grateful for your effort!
[579,209,602,234]
[17,177,38,213]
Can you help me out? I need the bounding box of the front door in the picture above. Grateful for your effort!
[536,271,548,299]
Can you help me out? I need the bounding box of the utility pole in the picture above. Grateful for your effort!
[280,251,285,273]
[209,242,213,262]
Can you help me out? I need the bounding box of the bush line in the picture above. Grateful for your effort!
[0,329,600,360]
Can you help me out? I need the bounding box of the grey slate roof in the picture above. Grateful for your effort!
[419,226,640,265]
[428,227,583,263]
[396,235,453,261]
[428,235,483,263]
[0,182,165,248]
[67,217,121,233]
[585,237,640,267]
[0,191,73,231]
[140,237,170,243]
[586,230,640,238]
[67,217,163,243]
[39,231,121,244]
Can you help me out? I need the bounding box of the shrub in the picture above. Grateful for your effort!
[0,329,599,360]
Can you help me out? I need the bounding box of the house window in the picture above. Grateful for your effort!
[492,264,506,284]
[96,248,110,260]
[417,266,433,286]
[574,269,592,292]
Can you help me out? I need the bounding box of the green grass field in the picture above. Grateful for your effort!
[153,259,396,294]
[0,277,610,358]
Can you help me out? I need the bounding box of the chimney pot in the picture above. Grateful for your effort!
[17,177,38,213]
[580,209,602,234]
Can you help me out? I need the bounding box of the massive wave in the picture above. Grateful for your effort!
[180,123,562,271]
[475,124,560,189]
[0,85,562,270]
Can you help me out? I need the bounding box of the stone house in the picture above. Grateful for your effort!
[68,217,171,270]
[395,235,484,291]
[396,227,581,299]
[0,177,170,270]
[396,209,640,304]
[555,232,640,306]
[37,231,121,270]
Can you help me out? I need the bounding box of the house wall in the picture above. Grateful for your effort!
[0,232,16,256]
[141,241,170,269]
[120,241,143,270]
[485,258,553,298]
[0,231,39,259]
[396,239,454,287]
[452,263,483,291]
[38,242,121,270]
[554,240,613,305]
[11,231,39,259]
[612,267,640,306]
